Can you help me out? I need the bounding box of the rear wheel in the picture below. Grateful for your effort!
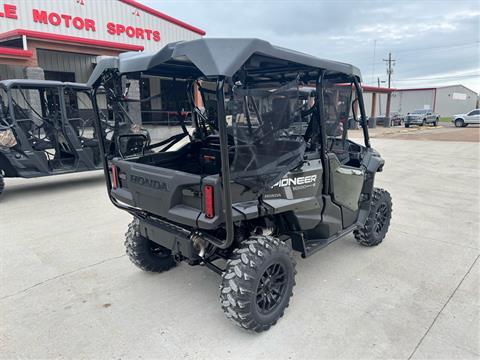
[433,119,438,127]
[220,235,296,332]
[125,218,177,272]
[455,119,464,128]
[0,174,4,196]
[354,188,392,247]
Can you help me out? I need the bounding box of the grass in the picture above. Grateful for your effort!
[439,117,452,123]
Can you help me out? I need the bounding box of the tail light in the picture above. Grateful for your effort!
[204,185,215,219]
[111,164,119,190]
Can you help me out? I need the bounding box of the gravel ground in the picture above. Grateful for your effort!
[349,124,480,142]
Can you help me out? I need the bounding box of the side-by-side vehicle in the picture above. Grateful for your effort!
[88,38,393,332]
[0,79,147,196]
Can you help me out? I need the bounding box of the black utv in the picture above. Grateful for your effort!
[89,38,393,332]
[0,79,147,196]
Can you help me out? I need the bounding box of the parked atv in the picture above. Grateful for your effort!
[0,79,148,196]
[89,38,392,332]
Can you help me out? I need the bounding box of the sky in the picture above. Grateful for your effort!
[144,0,480,93]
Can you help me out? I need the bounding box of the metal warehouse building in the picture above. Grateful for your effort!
[391,85,479,117]
[0,0,204,123]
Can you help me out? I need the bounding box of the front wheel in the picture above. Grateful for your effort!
[125,218,177,272]
[354,188,392,246]
[405,124,410,128]
[454,119,464,128]
[420,119,426,126]
[220,235,296,332]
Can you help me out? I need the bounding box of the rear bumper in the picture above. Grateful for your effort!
[138,216,197,259]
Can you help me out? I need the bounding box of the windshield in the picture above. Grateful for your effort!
[412,109,428,114]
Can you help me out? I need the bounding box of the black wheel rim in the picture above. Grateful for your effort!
[256,262,287,314]
[373,203,389,235]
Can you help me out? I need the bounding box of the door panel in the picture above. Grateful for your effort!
[467,110,480,124]
[329,154,365,211]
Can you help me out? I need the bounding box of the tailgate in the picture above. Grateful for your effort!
[110,158,202,227]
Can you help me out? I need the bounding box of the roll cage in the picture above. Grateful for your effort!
[0,80,90,159]
[90,38,370,250]
[0,79,118,177]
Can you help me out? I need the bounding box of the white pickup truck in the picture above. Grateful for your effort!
[404,109,440,128]
[452,109,480,127]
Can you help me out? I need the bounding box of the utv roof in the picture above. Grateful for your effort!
[0,79,90,90]
[87,38,362,87]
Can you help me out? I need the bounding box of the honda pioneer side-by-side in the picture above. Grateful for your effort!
[88,38,393,332]
[0,80,148,196]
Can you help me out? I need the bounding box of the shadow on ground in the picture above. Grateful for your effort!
[0,173,105,203]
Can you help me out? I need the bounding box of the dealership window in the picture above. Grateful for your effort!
[45,71,79,112]
[44,71,76,83]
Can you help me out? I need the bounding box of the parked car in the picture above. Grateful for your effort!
[374,116,389,127]
[452,109,480,127]
[390,112,404,126]
[374,113,403,127]
[405,109,439,127]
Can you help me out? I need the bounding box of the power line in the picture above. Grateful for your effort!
[393,41,479,54]
[394,74,480,81]
[363,73,479,86]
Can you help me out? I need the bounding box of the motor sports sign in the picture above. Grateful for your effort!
[0,0,202,51]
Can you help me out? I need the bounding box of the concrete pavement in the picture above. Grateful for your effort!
[0,138,479,359]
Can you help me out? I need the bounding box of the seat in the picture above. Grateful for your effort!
[31,138,54,151]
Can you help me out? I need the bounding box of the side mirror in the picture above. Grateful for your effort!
[351,98,359,122]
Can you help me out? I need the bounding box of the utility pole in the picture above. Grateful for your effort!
[372,39,377,84]
[378,77,382,115]
[383,52,396,88]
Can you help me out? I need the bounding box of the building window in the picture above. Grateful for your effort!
[44,71,76,83]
